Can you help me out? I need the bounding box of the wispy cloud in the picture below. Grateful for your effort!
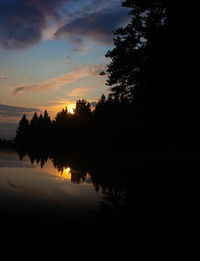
[0,103,40,118]
[13,64,105,94]
[55,11,129,46]
[54,2,129,47]
[0,104,41,138]
[67,86,97,98]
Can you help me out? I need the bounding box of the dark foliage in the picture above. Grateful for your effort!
[106,0,199,147]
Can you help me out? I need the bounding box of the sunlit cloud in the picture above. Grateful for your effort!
[42,19,68,41]
[12,64,106,95]
[67,86,97,98]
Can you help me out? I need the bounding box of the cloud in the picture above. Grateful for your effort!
[0,74,8,80]
[67,86,97,98]
[0,104,41,138]
[28,0,69,16]
[0,103,40,118]
[55,9,129,46]
[13,64,105,94]
[0,0,129,50]
[0,0,69,49]
[0,1,44,49]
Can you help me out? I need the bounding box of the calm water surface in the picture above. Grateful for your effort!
[0,149,127,224]
[1,148,186,230]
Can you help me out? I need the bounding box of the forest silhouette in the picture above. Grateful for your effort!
[2,0,198,155]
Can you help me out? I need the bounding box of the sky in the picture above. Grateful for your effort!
[0,0,130,139]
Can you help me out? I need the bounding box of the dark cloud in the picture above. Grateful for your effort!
[55,10,129,46]
[0,0,44,49]
[0,0,68,49]
[0,103,40,117]
[0,104,40,138]
[0,0,129,50]
[28,0,68,16]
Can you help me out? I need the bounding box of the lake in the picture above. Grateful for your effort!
[0,148,129,229]
[1,146,198,236]
[2,146,200,250]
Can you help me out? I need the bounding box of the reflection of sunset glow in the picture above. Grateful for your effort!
[64,167,71,180]
[65,167,71,174]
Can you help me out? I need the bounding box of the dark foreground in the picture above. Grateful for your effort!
[0,147,200,243]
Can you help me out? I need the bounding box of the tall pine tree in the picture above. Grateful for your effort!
[106,0,195,144]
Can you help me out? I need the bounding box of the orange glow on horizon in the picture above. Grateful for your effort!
[43,102,75,119]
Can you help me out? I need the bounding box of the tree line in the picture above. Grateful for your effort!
[14,0,199,152]
[15,97,135,152]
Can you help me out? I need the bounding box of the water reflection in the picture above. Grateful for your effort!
[0,148,164,226]
[16,148,129,221]
[3,147,196,231]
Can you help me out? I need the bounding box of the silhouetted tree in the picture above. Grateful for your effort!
[95,94,106,114]
[30,112,39,126]
[28,110,52,145]
[41,110,52,139]
[29,112,39,139]
[74,99,92,120]
[43,110,51,128]
[54,107,68,126]
[38,113,44,126]
[105,0,194,146]
[15,114,29,145]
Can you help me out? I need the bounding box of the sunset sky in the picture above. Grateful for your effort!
[0,0,129,138]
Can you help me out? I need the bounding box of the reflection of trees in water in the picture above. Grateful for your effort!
[98,189,128,217]
[17,148,49,168]
[50,153,89,184]
[17,148,27,161]
[17,149,161,223]
[28,151,49,169]
[89,167,128,216]
[17,149,128,215]
[71,172,87,184]
[51,153,129,217]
